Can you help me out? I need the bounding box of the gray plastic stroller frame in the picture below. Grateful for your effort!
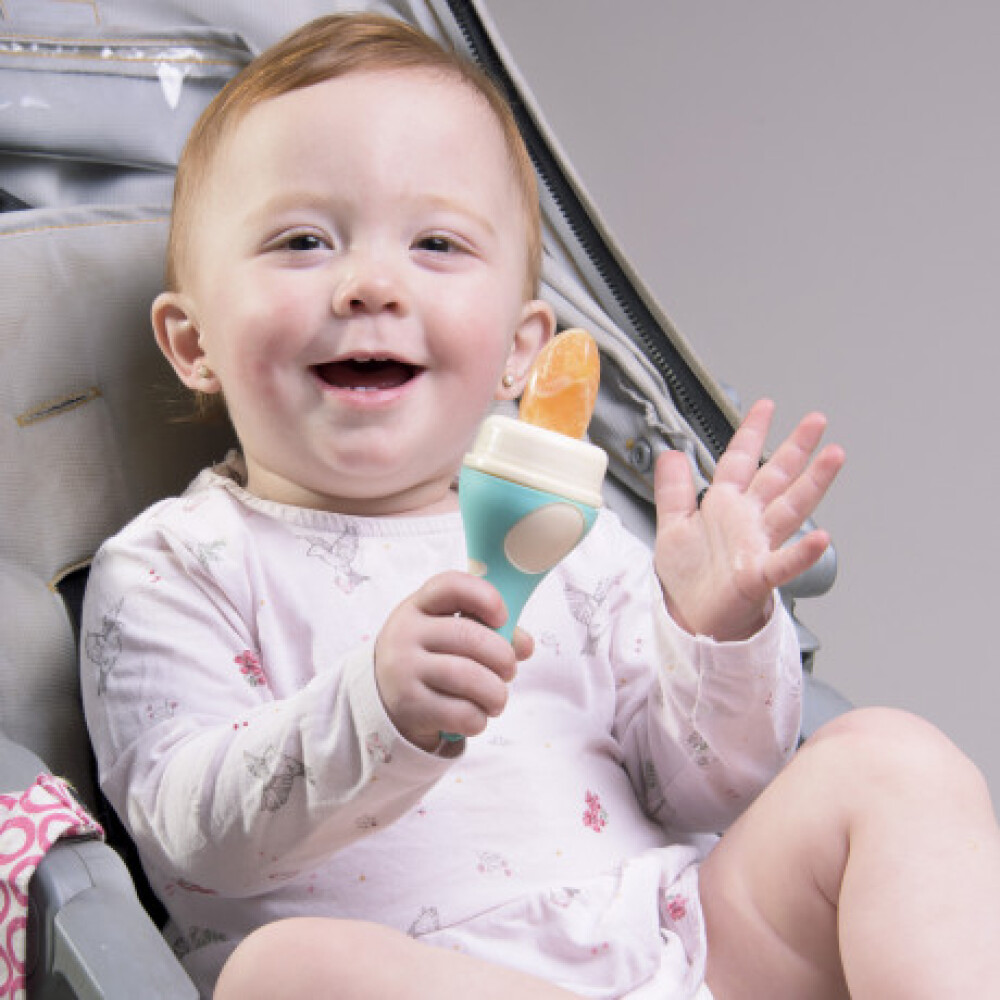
[0,2,846,996]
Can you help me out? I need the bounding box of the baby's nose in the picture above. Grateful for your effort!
[332,255,403,316]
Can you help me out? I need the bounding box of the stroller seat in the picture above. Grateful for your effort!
[0,3,845,996]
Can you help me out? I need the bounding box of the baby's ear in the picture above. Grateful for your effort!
[498,298,556,400]
[152,291,219,393]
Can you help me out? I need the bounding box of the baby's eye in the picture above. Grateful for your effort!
[283,233,326,252]
[413,235,459,254]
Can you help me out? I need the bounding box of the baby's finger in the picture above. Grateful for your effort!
[749,411,828,508]
[712,399,775,491]
[428,614,519,683]
[511,626,535,663]
[654,450,698,527]
[424,689,493,741]
[416,570,509,632]
[763,443,845,546]
[424,652,511,720]
[762,529,833,591]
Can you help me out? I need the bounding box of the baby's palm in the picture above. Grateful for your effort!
[654,400,844,642]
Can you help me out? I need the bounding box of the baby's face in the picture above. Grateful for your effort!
[180,68,548,514]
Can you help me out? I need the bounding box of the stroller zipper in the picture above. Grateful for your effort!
[443,0,735,459]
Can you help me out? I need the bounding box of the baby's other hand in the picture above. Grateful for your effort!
[654,399,844,642]
[374,571,530,752]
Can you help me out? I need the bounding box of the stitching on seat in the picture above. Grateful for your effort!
[16,386,101,427]
[0,215,167,239]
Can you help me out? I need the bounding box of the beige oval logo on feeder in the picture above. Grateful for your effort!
[503,503,586,575]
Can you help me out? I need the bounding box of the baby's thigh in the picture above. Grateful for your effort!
[214,916,579,1000]
[214,918,384,999]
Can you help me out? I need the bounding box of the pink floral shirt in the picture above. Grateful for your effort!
[81,457,802,998]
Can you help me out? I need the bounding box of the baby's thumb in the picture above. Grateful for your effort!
[654,450,698,526]
[511,626,535,662]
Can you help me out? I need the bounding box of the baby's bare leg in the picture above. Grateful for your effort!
[214,917,580,1000]
[700,707,1000,999]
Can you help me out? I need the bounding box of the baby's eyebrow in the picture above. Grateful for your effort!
[244,191,335,228]
[415,194,497,238]
[244,190,497,239]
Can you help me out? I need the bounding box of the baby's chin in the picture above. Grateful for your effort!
[242,437,465,517]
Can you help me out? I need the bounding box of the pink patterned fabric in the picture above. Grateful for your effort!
[82,462,802,996]
[0,775,103,999]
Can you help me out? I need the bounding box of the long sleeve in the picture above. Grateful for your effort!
[81,486,457,898]
[599,518,803,835]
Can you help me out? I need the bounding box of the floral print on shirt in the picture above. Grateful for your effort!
[582,790,608,832]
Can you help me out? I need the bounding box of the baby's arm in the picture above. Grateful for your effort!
[610,548,802,834]
[624,587,803,833]
[612,403,842,832]
[81,525,453,897]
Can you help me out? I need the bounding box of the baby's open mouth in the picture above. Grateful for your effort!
[313,358,421,392]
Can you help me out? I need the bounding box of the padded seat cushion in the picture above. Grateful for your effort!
[0,206,233,802]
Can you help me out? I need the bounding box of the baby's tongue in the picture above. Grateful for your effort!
[316,359,413,391]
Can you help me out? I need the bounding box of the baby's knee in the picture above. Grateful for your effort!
[215,917,399,1000]
[803,706,990,808]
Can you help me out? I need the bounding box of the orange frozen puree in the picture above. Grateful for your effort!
[519,328,600,439]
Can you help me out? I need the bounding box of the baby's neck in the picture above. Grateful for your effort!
[241,459,460,518]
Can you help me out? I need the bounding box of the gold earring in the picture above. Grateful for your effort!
[196,362,212,380]
[501,372,516,389]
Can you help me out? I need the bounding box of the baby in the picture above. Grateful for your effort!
[80,13,1000,1000]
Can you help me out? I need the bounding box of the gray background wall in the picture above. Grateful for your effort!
[492,2,1000,797]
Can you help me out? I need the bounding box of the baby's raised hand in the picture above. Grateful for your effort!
[654,399,844,642]
[374,572,529,752]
